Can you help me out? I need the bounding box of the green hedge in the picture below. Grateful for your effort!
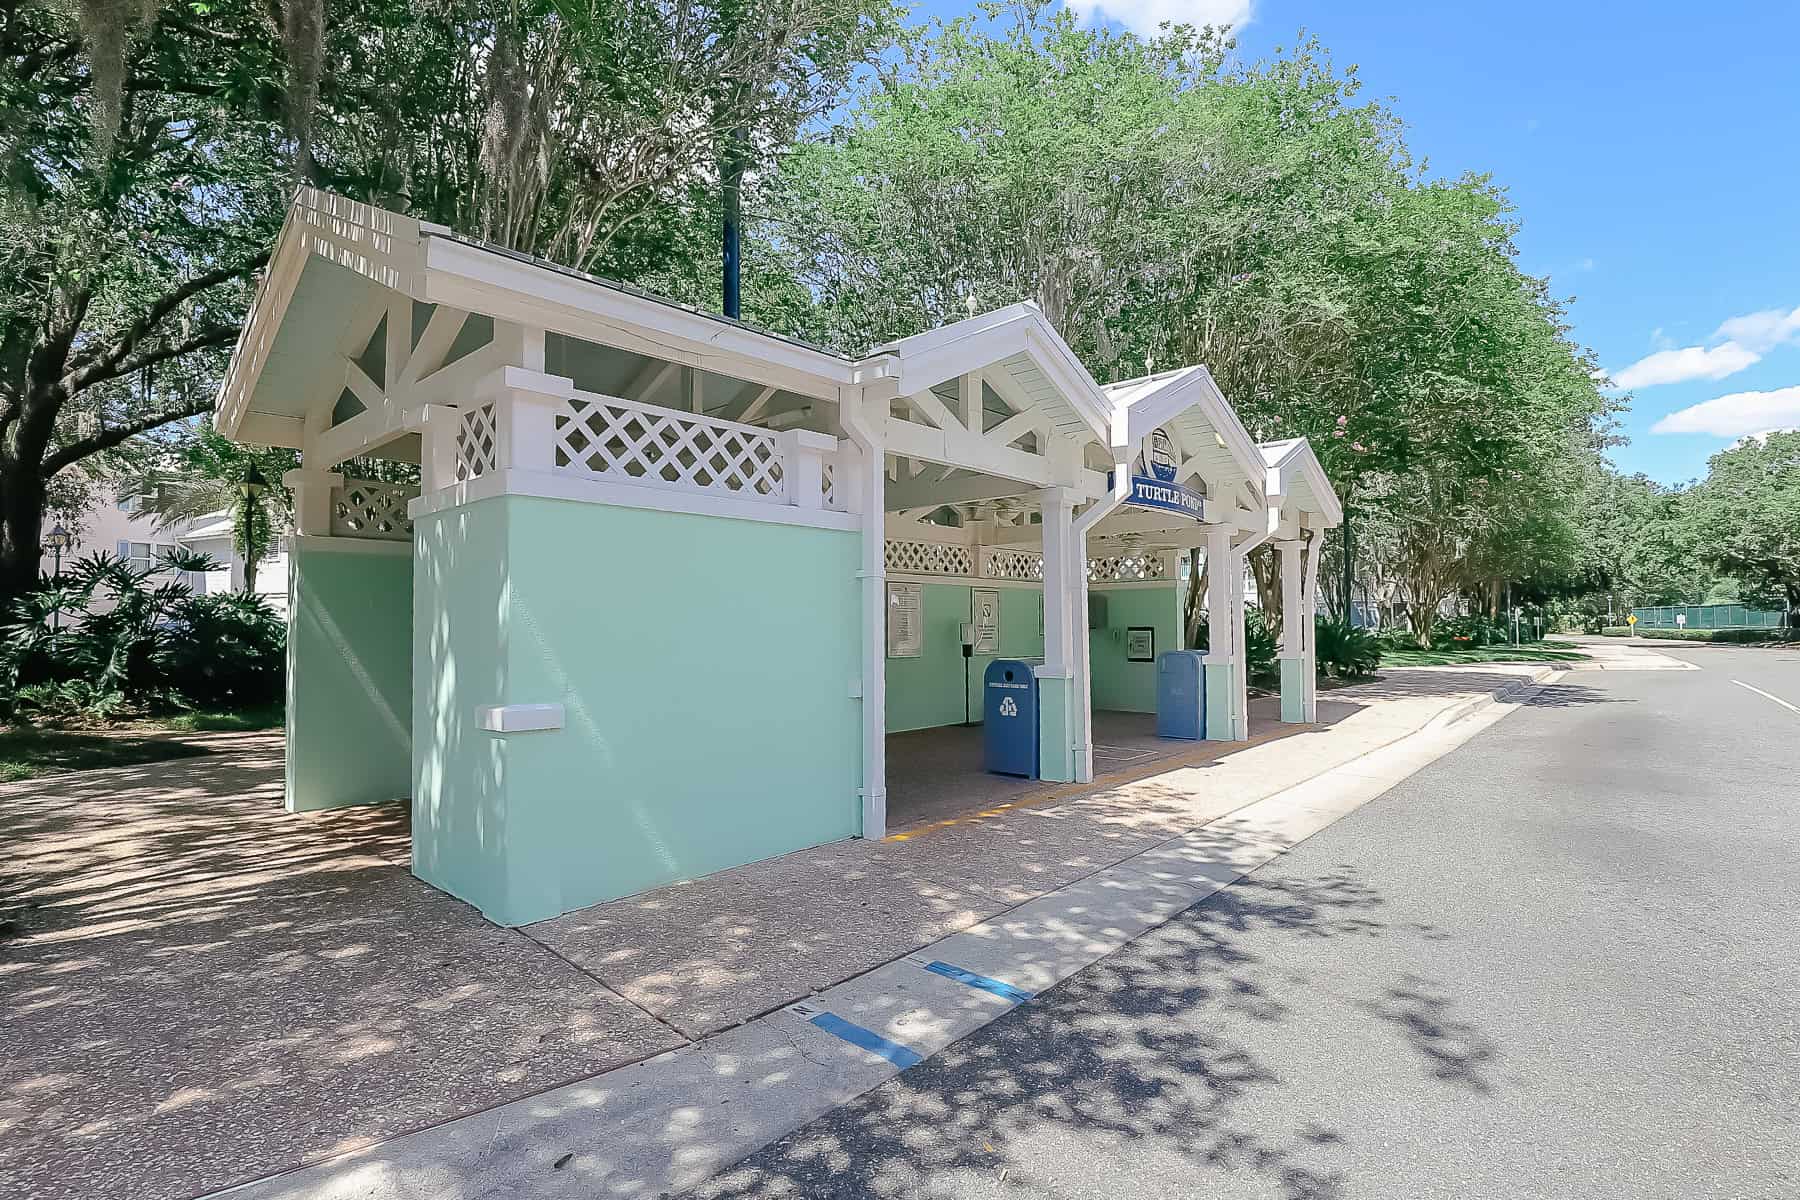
[1605,626,1793,643]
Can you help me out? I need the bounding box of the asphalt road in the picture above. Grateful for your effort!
[681,644,1800,1200]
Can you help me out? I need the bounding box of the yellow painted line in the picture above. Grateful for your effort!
[1733,679,1800,717]
[885,722,1307,842]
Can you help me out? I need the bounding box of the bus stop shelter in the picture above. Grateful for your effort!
[216,188,1340,926]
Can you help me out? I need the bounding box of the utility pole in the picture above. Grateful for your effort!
[721,129,747,320]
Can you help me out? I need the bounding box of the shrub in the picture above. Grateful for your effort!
[1315,618,1380,678]
[1600,626,1634,637]
[1626,627,1794,643]
[1189,614,1279,685]
[0,550,285,721]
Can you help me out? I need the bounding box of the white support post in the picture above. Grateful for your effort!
[1037,486,1081,782]
[779,430,837,509]
[1039,488,1078,679]
[1277,539,1306,724]
[1203,525,1238,740]
[283,468,344,537]
[838,389,887,839]
[420,407,459,494]
[1302,529,1325,722]
[1229,552,1250,739]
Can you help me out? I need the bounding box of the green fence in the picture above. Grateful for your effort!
[1631,604,1786,630]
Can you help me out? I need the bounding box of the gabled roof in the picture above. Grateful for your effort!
[216,189,855,445]
[1261,437,1343,527]
[863,303,1117,448]
[1103,367,1267,515]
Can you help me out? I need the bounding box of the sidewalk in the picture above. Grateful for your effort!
[0,664,1557,1200]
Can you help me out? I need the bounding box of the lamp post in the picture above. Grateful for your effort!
[45,523,72,629]
[238,462,267,593]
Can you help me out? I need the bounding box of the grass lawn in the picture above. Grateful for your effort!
[0,729,211,783]
[1379,644,1590,667]
[0,706,282,783]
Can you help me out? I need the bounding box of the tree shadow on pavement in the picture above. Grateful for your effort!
[682,867,1500,1200]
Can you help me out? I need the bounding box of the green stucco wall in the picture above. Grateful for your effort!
[885,582,1043,733]
[1204,661,1236,740]
[1087,584,1182,714]
[286,543,414,813]
[1280,656,1306,722]
[413,494,861,926]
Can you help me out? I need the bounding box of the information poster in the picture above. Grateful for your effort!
[1126,626,1156,662]
[886,581,923,658]
[972,588,1001,655]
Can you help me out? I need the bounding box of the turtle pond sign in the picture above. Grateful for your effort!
[1122,429,1206,522]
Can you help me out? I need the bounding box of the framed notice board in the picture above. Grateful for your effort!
[886,581,923,658]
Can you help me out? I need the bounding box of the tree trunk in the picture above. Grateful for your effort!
[0,458,48,612]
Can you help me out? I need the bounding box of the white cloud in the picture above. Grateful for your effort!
[1714,304,1800,354]
[1063,0,1253,37]
[1613,343,1762,389]
[1651,385,1800,437]
[1613,302,1800,391]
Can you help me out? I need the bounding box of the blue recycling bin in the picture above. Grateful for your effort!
[983,659,1040,777]
[1155,650,1207,740]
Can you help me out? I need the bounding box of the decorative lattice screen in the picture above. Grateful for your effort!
[456,403,498,482]
[331,479,417,540]
[984,548,1044,581]
[886,540,975,576]
[554,395,784,500]
[1088,553,1167,583]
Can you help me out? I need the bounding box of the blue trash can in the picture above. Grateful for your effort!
[1155,650,1206,740]
[983,659,1040,777]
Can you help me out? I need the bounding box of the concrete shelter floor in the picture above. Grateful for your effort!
[0,666,1553,1200]
[886,704,1281,832]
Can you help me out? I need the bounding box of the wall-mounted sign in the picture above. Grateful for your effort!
[1126,626,1156,662]
[972,588,1001,655]
[886,581,923,658]
[1148,428,1179,483]
[1127,475,1206,521]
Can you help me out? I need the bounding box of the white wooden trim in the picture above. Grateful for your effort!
[477,703,565,734]
[408,468,861,533]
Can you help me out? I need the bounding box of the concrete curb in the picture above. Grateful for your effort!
[206,667,1554,1200]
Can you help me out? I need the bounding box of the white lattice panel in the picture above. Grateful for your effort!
[1089,553,1167,582]
[554,394,784,500]
[984,547,1044,581]
[886,539,975,576]
[456,403,498,481]
[331,479,417,540]
[821,461,838,510]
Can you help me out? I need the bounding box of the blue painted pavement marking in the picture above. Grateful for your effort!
[924,960,1035,1004]
[808,1012,924,1070]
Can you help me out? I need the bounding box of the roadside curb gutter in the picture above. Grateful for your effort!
[208,668,1557,1200]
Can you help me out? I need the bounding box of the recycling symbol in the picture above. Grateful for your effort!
[999,696,1018,718]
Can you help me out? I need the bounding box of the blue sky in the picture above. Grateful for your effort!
[909,1,1800,485]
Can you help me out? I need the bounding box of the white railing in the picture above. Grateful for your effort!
[455,403,498,482]
[985,547,1044,581]
[331,478,418,540]
[886,539,975,576]
[1088,553,1168,583]
[428,375,850,518]
[555,393,785,499]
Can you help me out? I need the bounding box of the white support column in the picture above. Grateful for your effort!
[1229,552,1251,739]
[1277,539,1306,723]
[283,468,344,537]
[1302,529,1325,722]
[420,407,459,493]
[838,389,887,839]
[1037,486,1080,783]
[1203,525,1237,740]
[779,430,837,509]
